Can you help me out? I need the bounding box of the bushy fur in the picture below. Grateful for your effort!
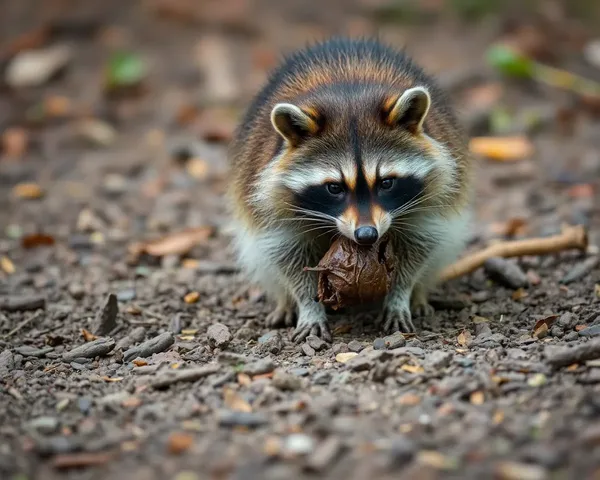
[228,37,473,341]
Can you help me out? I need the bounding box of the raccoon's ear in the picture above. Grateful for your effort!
[271,103,319,147]
[384,86,431,134]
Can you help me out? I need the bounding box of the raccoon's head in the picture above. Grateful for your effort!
[255,85,460,244]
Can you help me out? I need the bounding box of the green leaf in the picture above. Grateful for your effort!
[106,52,146,88]
[486,44,534,79]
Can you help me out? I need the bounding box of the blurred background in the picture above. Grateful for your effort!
[1,0,599,258]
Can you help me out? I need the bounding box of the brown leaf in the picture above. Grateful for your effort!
[129,226,214,258]
[167,432,194,454]
[305,235,394,310]
[184,291,200,304]
[512,288,528,301]
[2,127,28,158]
[332,324,352,335]
[223,387,252,412]
[575,324,588,332]
[44,95,71,117]
[132,359,148,367]
[567,183,594,199]
[532,315,558,338]
[469,136,533,161]
[1,256,15,274]
[121,396,142,408]
[457,330,473,347]
[21,233,55,249]
[493,410,504,425]
[81,328,98,342]
[397,393,421,406]
[470,391,485,405]
[12,182,43,199]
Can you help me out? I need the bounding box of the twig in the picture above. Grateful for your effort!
[2,310,43,339]
[440,225,588,282]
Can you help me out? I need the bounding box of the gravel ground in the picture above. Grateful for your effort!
[1,1,600,479]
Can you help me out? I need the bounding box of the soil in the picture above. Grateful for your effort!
[1,1,600,479]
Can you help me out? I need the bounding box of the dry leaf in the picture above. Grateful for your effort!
[126,305,142,315]
[397,393,421,406]
[263,436,282,457]
[121,397,142,408]
[184,291,200,304]
[2,127,28,158]
[532,322,548,339]
[457,329,473,346]
[186,158,210,180]
[567,183,594,199]
[44,95,71,117]
[493,410,504,425]
[469,136,533,161]
[101,376,123,382]
[21,233,55,249]
[400,364,424,374]
[566,363,579,372]
[81,328,98,342]
[223,388,252,412]
[237,373,252,386]
[167,432,194,454]
[1,256,15,274]
[12,182,44,199]
[181,329,198,335]
[132,359,147,367]
[129,226,214,258]
[470,391,485,405]
[512,288,528,300]
[332,324,352,335]
[335,352,358,364]
[182,258,199,269]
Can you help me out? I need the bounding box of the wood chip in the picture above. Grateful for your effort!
[0,256,15,274]
[469,135,533,161]
[184,291,200,304]
[167,432,194,454]
[12,182,44,199]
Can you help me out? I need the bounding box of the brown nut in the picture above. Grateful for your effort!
[305,236,395,310]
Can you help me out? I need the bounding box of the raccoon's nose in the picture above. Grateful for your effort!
[354,226,378,245]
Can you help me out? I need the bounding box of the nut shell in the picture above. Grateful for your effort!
[305,236,395,310]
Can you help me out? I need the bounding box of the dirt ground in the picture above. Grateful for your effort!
[1,1,600,479]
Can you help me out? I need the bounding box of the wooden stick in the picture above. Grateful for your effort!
[439,225,589,282]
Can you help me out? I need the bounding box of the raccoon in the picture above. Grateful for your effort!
[228,38,472,342]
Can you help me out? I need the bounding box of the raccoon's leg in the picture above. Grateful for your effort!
[288,272,331,343]
[265,292,297,328]
[410,210,472,319]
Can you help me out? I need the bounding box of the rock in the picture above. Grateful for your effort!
[335,352,358,364]
[495,461,548,480]
[0,349,15,377]
[78,119,117,147]
[373,338,386,350]
[345,355,373,372]
[255,331,283,355]
[332,343,348,354]
[207,323,231,348]
[558,312,578,329]
[116,326,146,350]
[301,343,316,357]
[579,325,600,337]
[93,294,118,336]
[484,257,529,289]
[347,340,364,352]
[560,256,599,284]
[306,335,327,351]
[426,351,453,369]
[564,331,579,342]
[15,346,53,357]
[170,313,183,334]
[123,332,174,362]
[550,326,564,338]
[283,434,315,456]
[68,283,85,300]
[272,369,302,391]
[383,332,406,349]
[0,294,46,312]
[544,338,600,368]
[116,288,136,302]
[242,358,275,376]
[217,410,268,428]
[305,436,343,472]
[290,368,309,377]
[27,416,59,435]
[388,435,416,468]
[77,397,92,414]
[5,44,72,88]
[314,371,332,385]
[62,338,115,362]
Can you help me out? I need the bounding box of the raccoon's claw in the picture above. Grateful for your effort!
[411,302,435,318]
[379,304,415,334]
[266,304,296,328]
[291,318,332,344]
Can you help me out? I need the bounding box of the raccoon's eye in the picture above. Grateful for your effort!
[380,178,395,190]
[326,183,344,195]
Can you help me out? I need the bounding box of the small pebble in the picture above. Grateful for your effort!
[579,325,600,337]
[347,340,364,352]
[27,416,59,435]
[306,335,327,351]
[284,434,314,456]
[207,323,231,349]
[383,332,406,349]
[373,338,386,350]
[331,343,348,355]
[242,358,275,376]
[564,331,579,342]
[301,343,316,357]
[272,369,302,391]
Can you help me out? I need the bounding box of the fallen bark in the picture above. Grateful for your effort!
[440,225,589,282]
[544,338,600,368]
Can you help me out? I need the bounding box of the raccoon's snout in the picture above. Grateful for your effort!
[354,226,378,245]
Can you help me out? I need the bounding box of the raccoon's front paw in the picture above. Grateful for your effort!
[291,314,331,343]
[378,303,415,334]
[266,303,296,328]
